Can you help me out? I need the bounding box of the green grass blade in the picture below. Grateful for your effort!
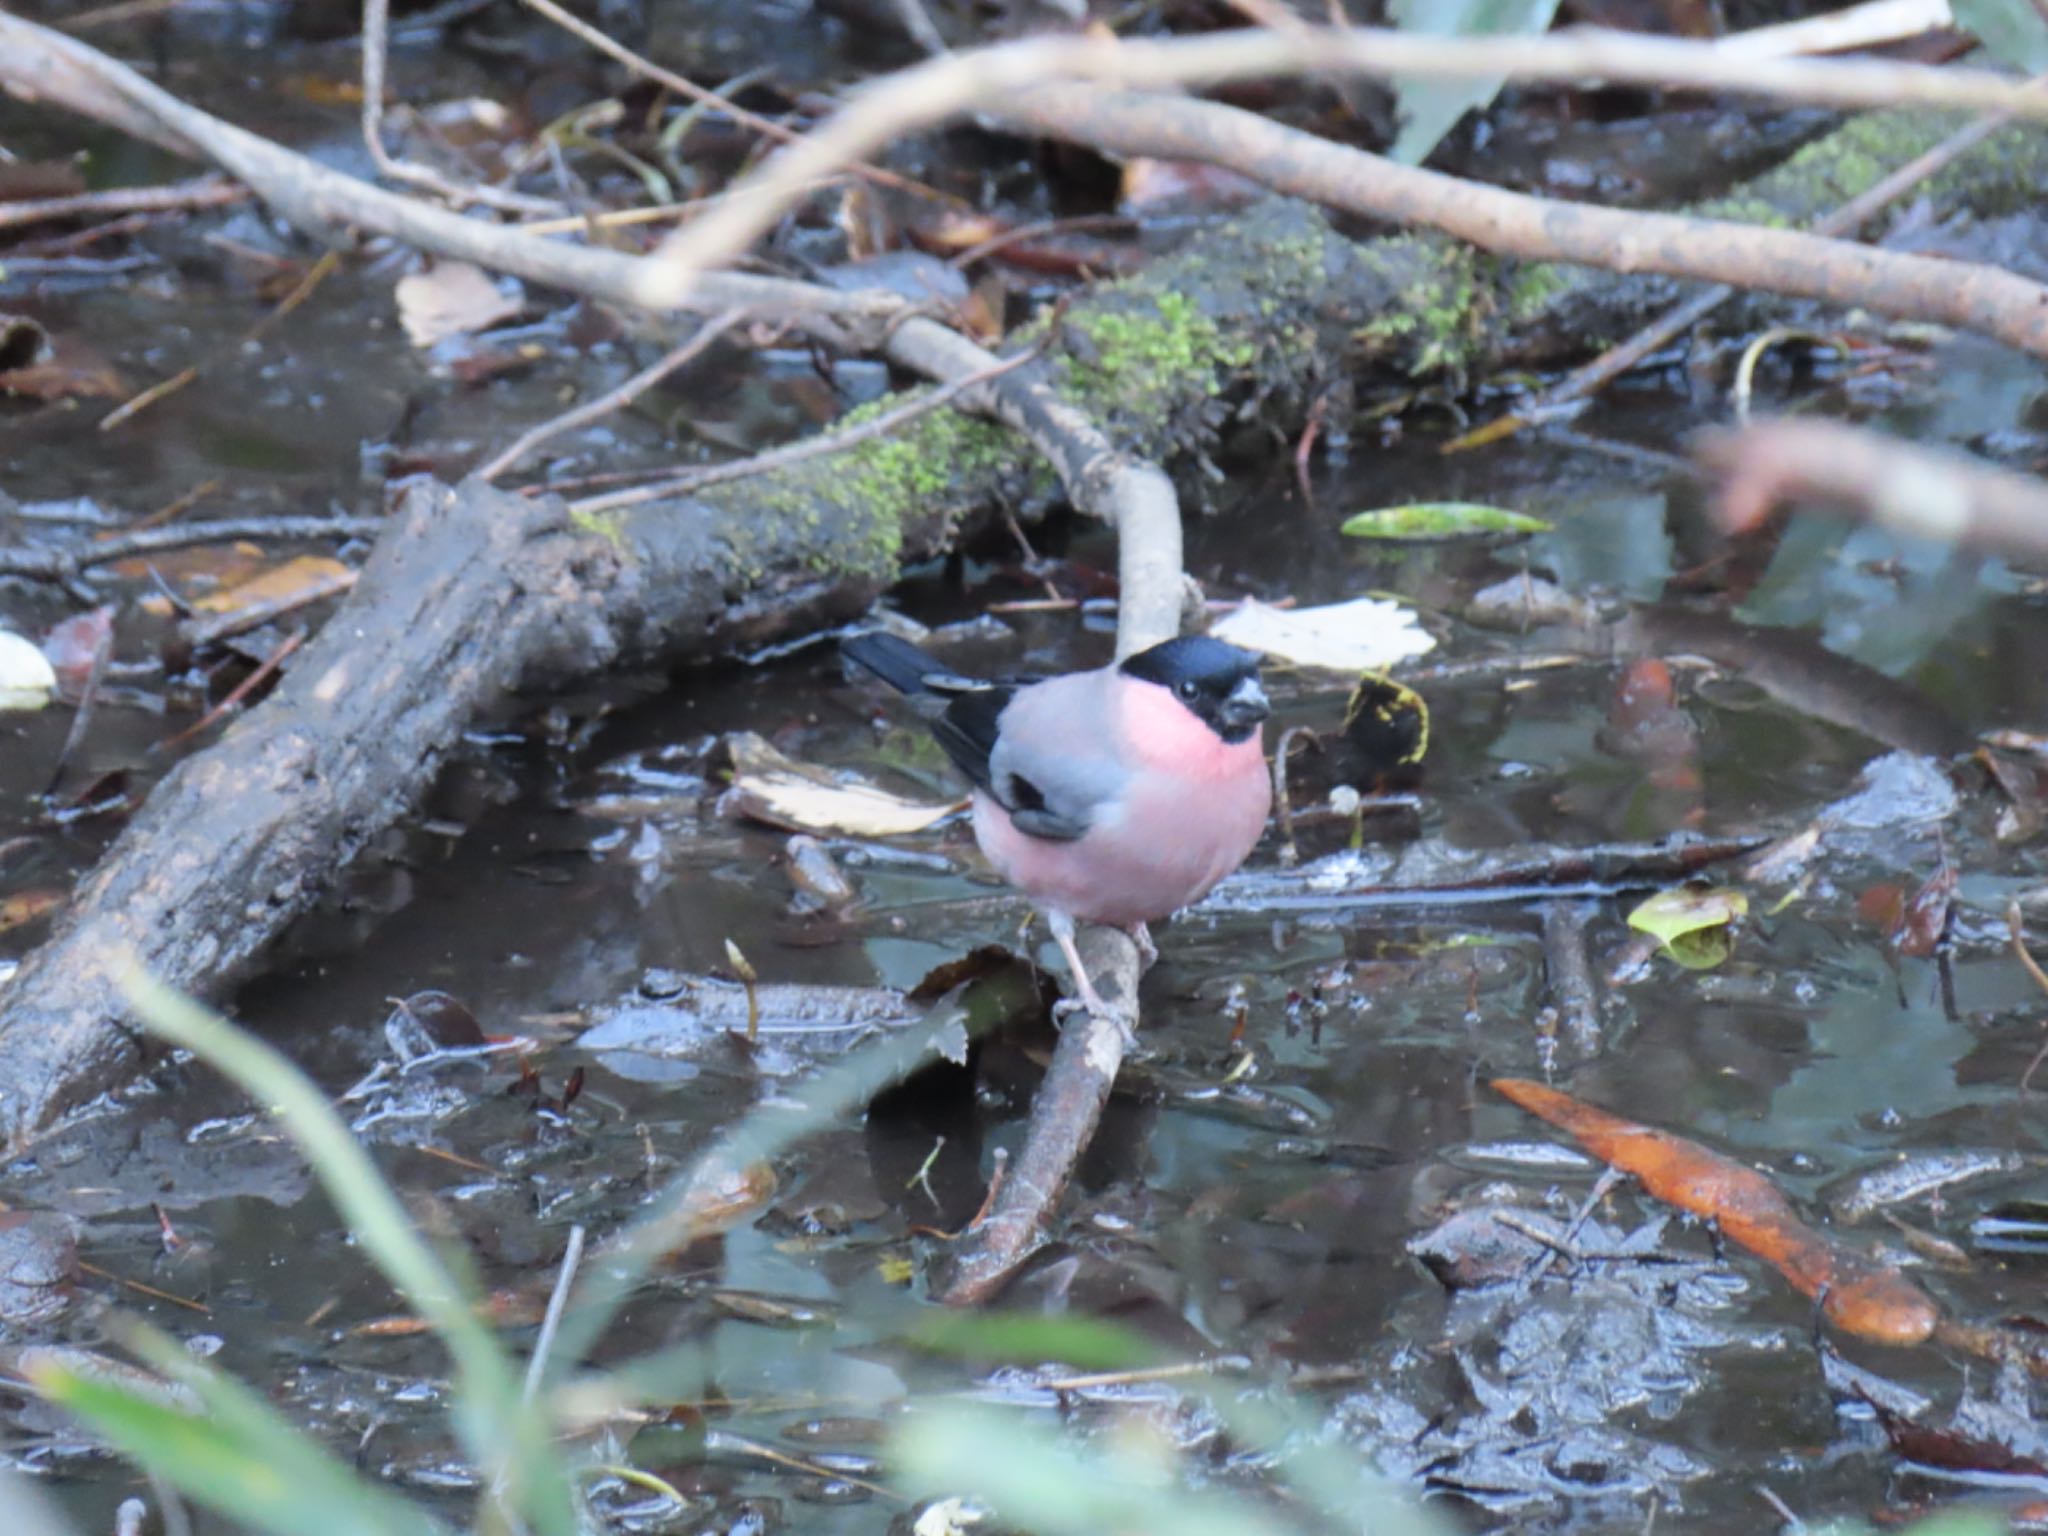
[893,1406,1295,1536]
[117,965,579,1536]
[32,1332,443,1536]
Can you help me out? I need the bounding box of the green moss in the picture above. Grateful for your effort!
[1501,260,1570,326]
[1348,235,1484,379]
[1060,288,1261,425]
[569,506,627,546]
[1694,109,2048,228]
[728,395,1023,581]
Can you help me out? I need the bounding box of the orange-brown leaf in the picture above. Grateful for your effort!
[1493,1078,1939,1345]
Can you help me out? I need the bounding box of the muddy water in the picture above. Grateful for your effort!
[7,6,2048,1532]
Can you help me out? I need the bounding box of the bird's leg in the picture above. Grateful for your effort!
[1046,910,1136,1041]
[1125,921,1158,971]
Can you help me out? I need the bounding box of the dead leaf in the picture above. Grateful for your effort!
[395,261,523,348]
[189,554,355,617]
[716,731,959,837]
[0,890,64,934]
[128,541,273,606]
[1494,1077,1941,1346]
[1211,596,1437,672]
[0,330,127,400]
[1626,885,1745,969]
[0,630,57,712]
[1120,157,1267,215]
[41,606,115,695]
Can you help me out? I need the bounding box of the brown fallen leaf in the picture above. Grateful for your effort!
[394,260,523,348]
[0,889,64,933]
[350,1286,547,1338]
[1494,1077,1941,1346]
[189,554,356,618]
[0,330,127,400]
[716,731,960,838]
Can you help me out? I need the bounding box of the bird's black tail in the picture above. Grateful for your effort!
[841,631,953,698]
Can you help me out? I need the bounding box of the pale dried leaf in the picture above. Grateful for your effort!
[1211,597,1436,673]
[718,731,959,836]
[0,629,57,712]
[395,261,523,348]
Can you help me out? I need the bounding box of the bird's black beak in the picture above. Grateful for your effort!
[1220,676,1270,732]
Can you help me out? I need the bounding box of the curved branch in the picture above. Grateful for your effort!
[987,83,2048,359]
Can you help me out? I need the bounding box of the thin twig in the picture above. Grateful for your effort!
[570,341,1044,513]
[73,1259,210,1314]
[945,212,1137,270]
[361,0,561,216]
[0,513,385,584]
[1714,0,1953,58]
[99,248,343,431]
[2006,900,2048,1096]
[2010,900,2048,1000]
[1466,94,2030,443]
[0,174,244,232]
[155,629,307,753]
[43,608,114,796]
[894,0,949,57]
[479,308,751,481]
[175,565,358,655]
[509,0,946,203]
[511,182,845,238]
[1700,418,2048,563]
[1270,724,1320,868]
[522,1223,586,1404]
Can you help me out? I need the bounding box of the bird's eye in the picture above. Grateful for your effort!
[1177,679,1200,701]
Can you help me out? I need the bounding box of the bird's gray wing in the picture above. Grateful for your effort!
[983,671,1125,842]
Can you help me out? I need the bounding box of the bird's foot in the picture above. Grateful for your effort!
[1047,910,1140,1049]
[1125,921,1158,971]
[1050,988,1140,1049]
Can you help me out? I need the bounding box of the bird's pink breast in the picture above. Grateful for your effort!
[971,690,1270,928]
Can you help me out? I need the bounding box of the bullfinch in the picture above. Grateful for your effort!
[842,630,1272,1025]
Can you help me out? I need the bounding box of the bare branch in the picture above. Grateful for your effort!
[988,84,2048,359]
[635,24,2048,306]
[478,309,754,483]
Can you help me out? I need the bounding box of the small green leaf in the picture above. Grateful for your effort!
[908,1311,1164,1371]
[1387,0,1565,164]
[1627,887,1749,970]
[1340,502,1551,541]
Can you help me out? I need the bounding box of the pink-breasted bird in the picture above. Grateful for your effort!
[842,631,1272,1025]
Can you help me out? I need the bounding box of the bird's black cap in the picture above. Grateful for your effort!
[1119,635,1269,743]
